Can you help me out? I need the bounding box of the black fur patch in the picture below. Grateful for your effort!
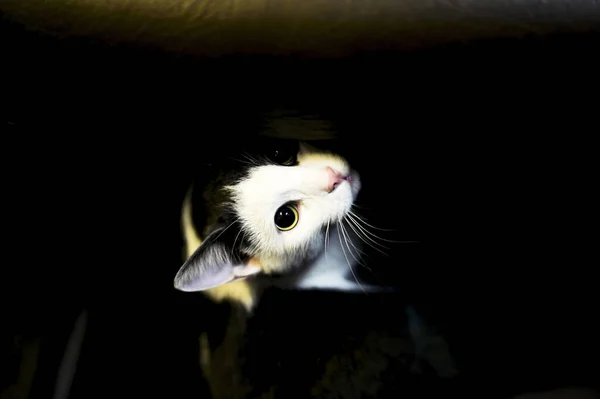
[188,137,302,241]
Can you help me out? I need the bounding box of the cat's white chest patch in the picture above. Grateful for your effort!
[272,225,391,293]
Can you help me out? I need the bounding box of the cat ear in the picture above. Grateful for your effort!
[174,227,262,292]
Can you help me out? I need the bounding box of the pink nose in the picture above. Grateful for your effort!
[325,166,348,193]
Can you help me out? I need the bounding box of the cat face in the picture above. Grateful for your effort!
[227,141,361,272]
[174,139,361,295]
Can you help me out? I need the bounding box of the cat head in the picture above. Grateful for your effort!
[174,138,361,295]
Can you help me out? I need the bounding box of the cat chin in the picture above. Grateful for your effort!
[349,169,361,199]
[326,183,360,223]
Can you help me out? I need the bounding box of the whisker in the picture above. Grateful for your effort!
[324,221,330,260]
[341,219,369,257]
[347,213,416,244]
[240,152,261,166]
[350,203,370,210]
[337,223,367,295]
[348,209,396,231]
[231,227,244,257]
[339,222,361,264]
[343,219,393,287]
[340,220,372,272]
[346,214,390,250]
[345,217,389,257]
[232,155,257,166]
[209,219,238,244]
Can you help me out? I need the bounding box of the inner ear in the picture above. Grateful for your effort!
[174,227,262,292]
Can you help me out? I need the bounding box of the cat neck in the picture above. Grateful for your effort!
[268,224,392,294]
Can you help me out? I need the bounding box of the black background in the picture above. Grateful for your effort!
[2,11,599,399]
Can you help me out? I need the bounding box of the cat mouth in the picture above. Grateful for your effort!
[348,169,361,199]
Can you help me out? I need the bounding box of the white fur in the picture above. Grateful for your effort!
[226,142,361,273]
[272,224,392,293]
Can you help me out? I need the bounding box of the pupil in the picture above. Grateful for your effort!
[266,140,298,165]
[275,206,296,228]
[273,149,292,163]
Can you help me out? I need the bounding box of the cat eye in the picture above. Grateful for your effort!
[274,204,299,231]
[267,140,299,166]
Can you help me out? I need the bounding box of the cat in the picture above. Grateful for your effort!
[172,122,457,398]
[174,134,392,311]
